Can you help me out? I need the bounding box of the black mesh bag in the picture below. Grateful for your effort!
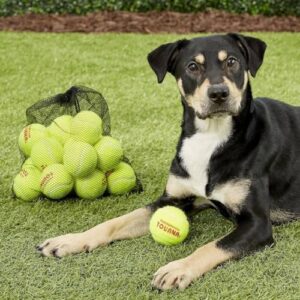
[26,86,111,133]
[22,85,143,196]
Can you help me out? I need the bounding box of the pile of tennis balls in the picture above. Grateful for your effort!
[13,111,137,201]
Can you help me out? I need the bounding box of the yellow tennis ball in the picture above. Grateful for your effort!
[47,115,72,144]
[149,206,189,246]
[74,169,107,199]
[22,157,40,172]
[70,111,103,145]
[13,168,41,201]
[63,139,97,178]
[18,123,48,157]
[31,137,63,170]
[94,136,124,172]
[107,162,136,195]
[40,164,73,200]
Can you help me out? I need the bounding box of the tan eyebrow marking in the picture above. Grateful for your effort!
[218,50,228,61]
[195,54,205,64]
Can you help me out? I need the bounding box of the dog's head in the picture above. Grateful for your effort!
[148,34,266,119]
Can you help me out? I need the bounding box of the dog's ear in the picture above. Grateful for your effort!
[147,39,189,83]
[227,33,267,77]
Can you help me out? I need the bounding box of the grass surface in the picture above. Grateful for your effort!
[0,32,300,300]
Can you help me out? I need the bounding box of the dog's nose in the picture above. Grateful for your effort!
[207,84,229,104]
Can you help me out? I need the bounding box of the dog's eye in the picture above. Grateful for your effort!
[227,57,237,68]
[187,62,199,72]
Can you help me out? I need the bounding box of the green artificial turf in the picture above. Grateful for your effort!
[0,32,300,300]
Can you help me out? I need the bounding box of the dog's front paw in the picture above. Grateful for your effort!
[36,232,100,258]
[152,259,195,291]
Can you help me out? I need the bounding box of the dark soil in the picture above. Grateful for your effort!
[0,10,299,33]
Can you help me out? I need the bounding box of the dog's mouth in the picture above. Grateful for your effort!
[196,109,236,120]
[187,95,241,120]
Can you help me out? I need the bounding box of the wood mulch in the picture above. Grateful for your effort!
[0,10,299,33]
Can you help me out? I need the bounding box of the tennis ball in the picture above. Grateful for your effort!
[18,123,48,157]
[94,136,124,172]
[48,115,72,144]
[75,170,107,199]
[63,139,97,177]
[13,168,41,201]
[149,206,189,246]
[70,110,103,145]
[22,158,39,171]
[107,162,136,195]
[31,137,63,170]
[40,164,73,200]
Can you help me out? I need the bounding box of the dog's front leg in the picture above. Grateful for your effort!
[37,207,152,257]
[37,192,195,258]
[152,180,274,290]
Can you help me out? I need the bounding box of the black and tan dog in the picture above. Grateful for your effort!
[37,34,300,291]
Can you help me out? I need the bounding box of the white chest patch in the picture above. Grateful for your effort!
[178,116,233,198]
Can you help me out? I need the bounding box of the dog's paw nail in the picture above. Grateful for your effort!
[83,245,90,253]
[36,245,43,251]
[151,285,162,293]
[51,248,60,258]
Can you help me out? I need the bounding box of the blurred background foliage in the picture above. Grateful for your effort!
[0,0,299,17]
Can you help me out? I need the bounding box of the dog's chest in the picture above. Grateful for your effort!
[179,117,232,197]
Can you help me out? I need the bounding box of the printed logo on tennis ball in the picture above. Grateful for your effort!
[40,164,73,200]
[47,115,72,144]
[75,169,107,199]
[149,206,189,246]
[107,162,136,195]
[13,168,42,201]
[94,136,124,172]
[31,137,63,170]
[63,139,97,178]
[18,123,48,157]
[70,111,103,145]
